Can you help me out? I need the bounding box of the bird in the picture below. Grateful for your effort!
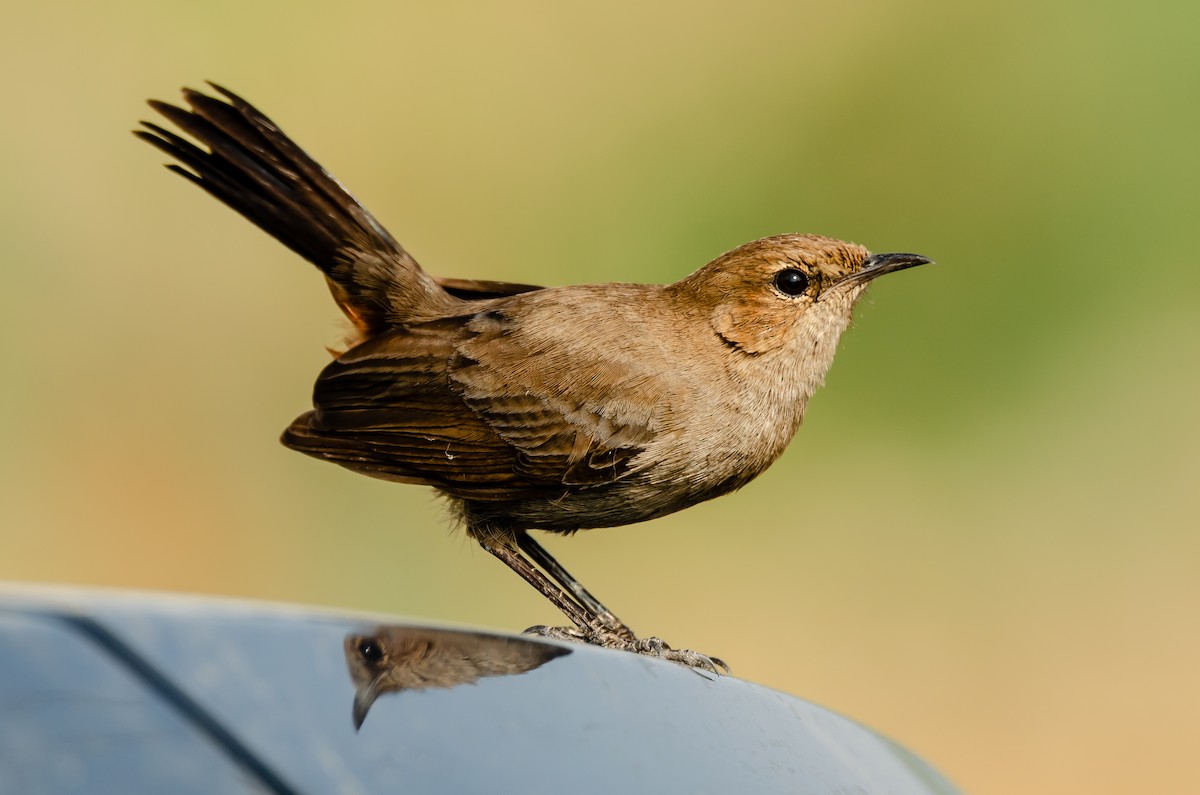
[136,83,930,670]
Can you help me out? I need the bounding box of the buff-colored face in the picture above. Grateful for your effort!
[671,234,929,356]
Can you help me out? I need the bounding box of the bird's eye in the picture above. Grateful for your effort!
[357,638,384,663]
[773,268,810,296]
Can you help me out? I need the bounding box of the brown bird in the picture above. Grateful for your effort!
[137,84,930,670]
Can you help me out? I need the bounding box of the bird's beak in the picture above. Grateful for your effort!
[835,252,933,290]
[352,673,385,730]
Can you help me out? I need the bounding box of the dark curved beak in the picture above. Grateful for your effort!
[836,252,933,289]
[352,673,385,730]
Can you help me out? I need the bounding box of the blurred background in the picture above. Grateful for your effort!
[2,2,1197,793]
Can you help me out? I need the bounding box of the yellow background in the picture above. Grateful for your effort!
[2,3,1197,793]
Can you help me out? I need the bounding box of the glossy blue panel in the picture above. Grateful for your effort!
[0,587,960,795]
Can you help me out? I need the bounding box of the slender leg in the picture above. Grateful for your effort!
[485,536,728,674]
[517,532,635,640]
[481,542,592,631]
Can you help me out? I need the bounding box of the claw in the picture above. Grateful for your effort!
[630,637,730,675]
[524,624,586,642]
[523,624,729,674]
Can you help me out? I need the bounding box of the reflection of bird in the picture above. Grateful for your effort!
[345,627,569,728]
[138,85,929,670]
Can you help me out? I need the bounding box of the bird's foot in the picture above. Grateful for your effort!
[626,636,730,674]
[524,624,589,643]
[524,624,729,674]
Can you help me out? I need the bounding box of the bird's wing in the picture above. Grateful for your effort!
[449,308,667,487]
[283,309,667,498]
[283,317,531,497]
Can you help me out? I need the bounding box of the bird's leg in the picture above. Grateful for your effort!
[484,536,727,674]
[516,532,636,641]
[481,541,592,631]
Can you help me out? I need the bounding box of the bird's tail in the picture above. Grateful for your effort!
[136,83,456,331]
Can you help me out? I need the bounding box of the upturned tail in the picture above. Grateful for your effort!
[136,82,460,330]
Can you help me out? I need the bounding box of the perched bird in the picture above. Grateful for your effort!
[137,84,929,670]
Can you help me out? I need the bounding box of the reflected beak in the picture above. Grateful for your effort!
[352,673,385,730]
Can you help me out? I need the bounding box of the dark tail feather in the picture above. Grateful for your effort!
[136,83,453,328]
[137,83,403,276]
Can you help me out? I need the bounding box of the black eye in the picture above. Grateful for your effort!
[357,638,384,663]
[773,268,810,296]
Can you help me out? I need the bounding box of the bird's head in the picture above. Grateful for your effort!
[672,233,930,356]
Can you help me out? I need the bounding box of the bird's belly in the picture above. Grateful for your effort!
[481,446,771,534]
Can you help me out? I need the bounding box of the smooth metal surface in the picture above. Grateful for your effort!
[0,585,961,794]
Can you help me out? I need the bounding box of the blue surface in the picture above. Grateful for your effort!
[0,586,960,794]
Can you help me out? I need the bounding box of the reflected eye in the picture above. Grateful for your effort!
[773,268,810,296]
[357,638,384,663]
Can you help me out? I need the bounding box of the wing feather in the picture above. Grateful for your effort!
[282,306,670,499]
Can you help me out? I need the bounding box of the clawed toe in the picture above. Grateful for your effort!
[523,624,587,642]
[523,624,729,674]
[588,612,637,642]
[629,637,730,674]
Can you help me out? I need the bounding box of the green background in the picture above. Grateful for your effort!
[2,3,1197,793]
